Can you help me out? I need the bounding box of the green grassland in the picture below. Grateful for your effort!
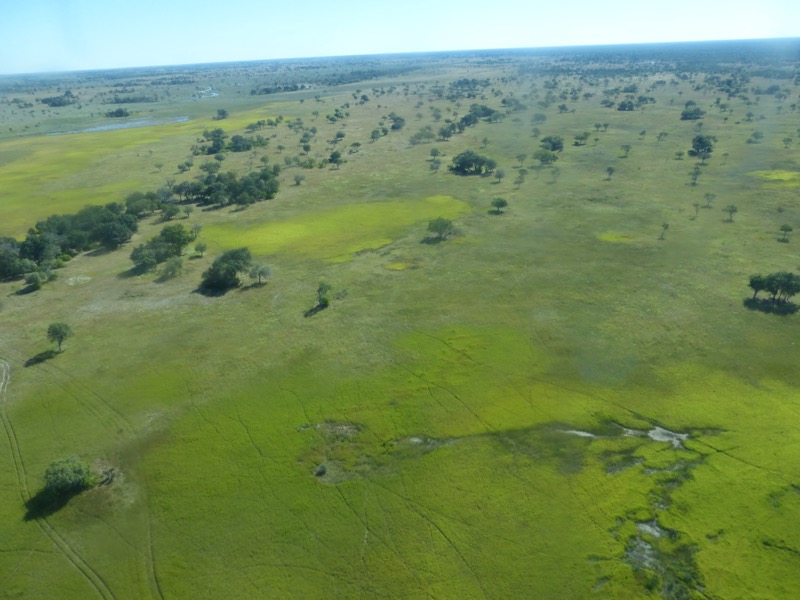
[1,43,800,598]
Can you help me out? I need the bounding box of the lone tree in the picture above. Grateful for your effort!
[249,264,271,285]
[689,135,716,158]
[427,217,455,241]
[659,223,669,240]
[724,205,738,222]
[491,198,508,214]
[779,224,793,242]
[44,456,97,494]
[317,282,332,308]
[606,166,615,180]
[47,323,72,352]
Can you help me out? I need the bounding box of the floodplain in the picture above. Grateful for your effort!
[1,39,799,598]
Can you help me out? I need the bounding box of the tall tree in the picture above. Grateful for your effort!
[47,323,72,352]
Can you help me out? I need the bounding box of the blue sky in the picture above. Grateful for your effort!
[1,0,798,74]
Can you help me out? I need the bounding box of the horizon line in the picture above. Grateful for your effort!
[2,35,798,78]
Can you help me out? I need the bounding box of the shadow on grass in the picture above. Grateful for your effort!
[194,286,230,297]
[14,284,40,295]
[85,247,113,258]
[238,282,266,292]
[304,303,328,318]
[420,236,446,245]
[117,266,145,279]
[743,298,798,315]
[23,488,77,521]
[24,349,58,368]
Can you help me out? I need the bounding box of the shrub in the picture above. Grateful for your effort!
[44,456,96,494]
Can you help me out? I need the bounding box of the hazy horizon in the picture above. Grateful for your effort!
[2,0,798,75]
[2,36,799,78]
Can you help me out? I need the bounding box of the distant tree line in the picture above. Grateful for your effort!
[438,104,503,141]
[193,128,269,155]
[250,83,307,96]
[173,165,280,208]
[103,95,157,104]
[38,91,77,107]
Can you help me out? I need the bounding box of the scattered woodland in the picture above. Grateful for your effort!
[1,38,799,599]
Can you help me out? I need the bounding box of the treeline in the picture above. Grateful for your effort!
[103,95,158,104]
[192,128,269,155]
[39,91,78,107]
[250,83,307,96]
[0,203,139,279]
[437,103,503,140]
[173,165,280,207]
[0,164,280,281]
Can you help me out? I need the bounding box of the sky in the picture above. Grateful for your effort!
[1,0,798,75]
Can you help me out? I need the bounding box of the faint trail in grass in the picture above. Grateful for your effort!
[0,359,116,600]
[693,438,791,482]
[333,485,412,574]
[233,401,265,458]
[30,357,132,435]
[146,508,165,600]
[427,379,496,432]
[398,365,453,416]
[280,387,315,432]
[383,486,489,600]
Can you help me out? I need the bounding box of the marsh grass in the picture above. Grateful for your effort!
[1,46,799,598]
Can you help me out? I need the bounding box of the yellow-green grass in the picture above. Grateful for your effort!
[749,169,800,188]
[0,107,289,237]
[202,195,469,261]
[2,56,800,599]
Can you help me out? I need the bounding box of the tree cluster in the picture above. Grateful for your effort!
[748,272,800,306]
[438,104,502,140]
[173,166,280,208]
[130,224,194,272]
[194,128,268,155]
[680,101,706,120]
[1,203,141,281]
[449,150,497,176]
[200,248,253,292]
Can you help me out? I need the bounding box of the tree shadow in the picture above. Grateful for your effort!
[194,286,230,297]
[85,247,113,258]
[14,284,40,295]
[237,282,266,292]
[23,488,77,521]
[743,298,798,315]
[117,264,152,279]
[420,236,445,245]
[24,349,58,368]
[304,303,328,318]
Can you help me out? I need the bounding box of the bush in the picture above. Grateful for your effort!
[44,456,96,494]
[200,248,252,292]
